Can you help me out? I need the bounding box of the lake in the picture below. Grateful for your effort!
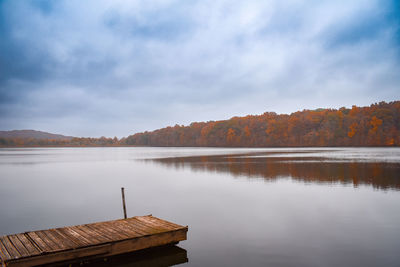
[0,147,400,266]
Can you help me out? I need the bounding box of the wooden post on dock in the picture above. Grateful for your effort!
[121,187,127,219]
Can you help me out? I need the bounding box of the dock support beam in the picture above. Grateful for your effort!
[121,187,127,219]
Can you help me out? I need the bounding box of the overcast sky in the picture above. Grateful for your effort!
[0,0,399,137]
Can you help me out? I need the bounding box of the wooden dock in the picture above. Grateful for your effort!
[0,215,188,267]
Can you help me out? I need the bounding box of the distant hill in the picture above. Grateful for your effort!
[0,130,74,140]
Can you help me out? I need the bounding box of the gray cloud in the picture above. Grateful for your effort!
[0,0,399,137]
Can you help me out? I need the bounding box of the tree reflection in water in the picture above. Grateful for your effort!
[149,151,400,191]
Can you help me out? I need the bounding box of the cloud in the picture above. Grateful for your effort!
[0,0,399,137]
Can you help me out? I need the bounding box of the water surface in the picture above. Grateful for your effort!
[0,147,399,266]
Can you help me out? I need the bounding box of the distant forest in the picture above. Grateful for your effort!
[124,101,400,147]
[1,101,399,147]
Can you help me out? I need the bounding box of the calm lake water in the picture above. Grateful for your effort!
[0,147,400,266]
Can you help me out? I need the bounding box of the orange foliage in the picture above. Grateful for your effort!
[348,123,357,138]
[370,116,383,132]
[244,126,251,137]
[226,128,236,143]
[123,101,400,147]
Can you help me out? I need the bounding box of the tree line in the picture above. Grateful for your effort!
[124,101,400,147]
[1,101,399,147]
[0,136,121,147]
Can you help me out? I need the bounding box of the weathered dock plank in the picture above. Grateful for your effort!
[0,215,188,267]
